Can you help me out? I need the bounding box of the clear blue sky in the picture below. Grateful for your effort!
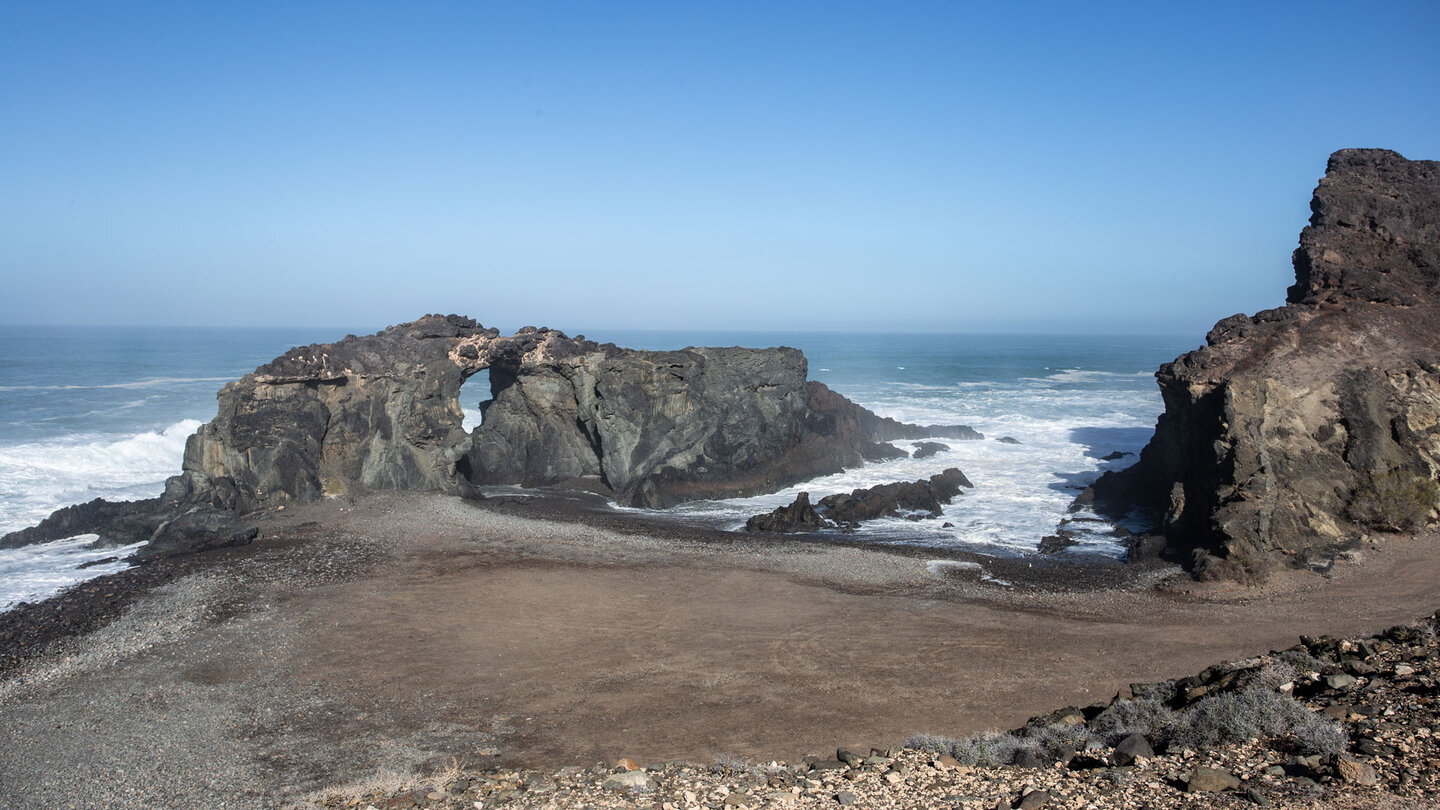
[1,1,1436,335]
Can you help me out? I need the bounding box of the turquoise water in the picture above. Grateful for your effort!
[0,324,1198,607]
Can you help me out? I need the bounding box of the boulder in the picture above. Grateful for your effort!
[996,436,1022,445]
[744,492,834,533]
[1112,733,1154,766]
[1093,149,1440,578]
[1038,533,1077,554]
[1186,766,1240,793]
[815,469,973,523]
[912,441,950,459]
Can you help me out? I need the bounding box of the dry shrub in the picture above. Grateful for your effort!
[1349,469,1440,532]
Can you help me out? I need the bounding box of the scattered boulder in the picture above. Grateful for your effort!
[602,770,650,791]
[1100,451,1133,461]
[1335,754,1379,786]
[912,441,950,459]
[744,493,834,533]
[816,469,973,524]
[996,436,1022,445]
[1038,533,1077,554]
[1186,766,1240,793]
[1112,733,1154,766]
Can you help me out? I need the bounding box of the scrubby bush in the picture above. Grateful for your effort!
[1169,689,1346,756]
[949,732,1029,766]
[904,733,962,754]
[1275,649,1329,674]
[1192,545,1276,585]
[1349,469,1440,532]
[1090,698,1178,745]
[709,755,763,780]
[1235,661,1300,692]
[1022,722,1096,757]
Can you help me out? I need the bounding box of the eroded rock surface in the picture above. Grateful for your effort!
[1094,149,1440,575]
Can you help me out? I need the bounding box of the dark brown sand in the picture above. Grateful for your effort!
[2,491,1438,807]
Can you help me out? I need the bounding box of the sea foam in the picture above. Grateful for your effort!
[0,419,202,536]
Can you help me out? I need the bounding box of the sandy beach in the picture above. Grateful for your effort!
[1,492,1438,807]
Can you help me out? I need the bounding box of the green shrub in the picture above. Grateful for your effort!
[1349,469,1440,532]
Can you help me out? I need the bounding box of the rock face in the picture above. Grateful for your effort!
[182,318,982,510]
[173,315,497,512]
[5,316,982,552]
[463,334,978,507]
[1094,149,1440,575]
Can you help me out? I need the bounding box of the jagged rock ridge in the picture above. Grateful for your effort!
[1094,149,1440,575]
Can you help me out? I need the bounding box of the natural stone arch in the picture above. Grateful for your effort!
[168,315,982,513]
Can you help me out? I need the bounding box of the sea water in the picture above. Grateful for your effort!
[586,331,1194,556]
[0,325,1196,609]
[0,325,355,608]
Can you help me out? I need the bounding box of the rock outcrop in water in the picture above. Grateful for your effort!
[1094,149,1440,577]
[744,468,974,532]
[4,317,982,553]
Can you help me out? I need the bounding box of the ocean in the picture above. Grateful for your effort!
[0,325,1198,609]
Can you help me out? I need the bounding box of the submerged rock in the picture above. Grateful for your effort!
[744,492,834,533]
[746,468,974,531]
[912,441,950,459]
[1093,149,1440,578]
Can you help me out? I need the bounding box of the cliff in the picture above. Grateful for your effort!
[1095,149,1440,576]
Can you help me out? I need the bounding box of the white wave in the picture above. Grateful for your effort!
[0,535,147,610]
[0,420,201,536]
[1016,369,1146,385]
[461,408,484,432]
[0,376,234,392]
[664,381,1158,556]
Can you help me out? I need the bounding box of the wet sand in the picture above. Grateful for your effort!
[2,492,1439,807]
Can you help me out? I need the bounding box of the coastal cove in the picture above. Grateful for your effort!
[4,492,1440,807]
[0,328,1192,609]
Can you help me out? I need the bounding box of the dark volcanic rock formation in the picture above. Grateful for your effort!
[743,492,831,533]
[181,318,981,510]
[912,441,950,459]
[744,468,974,532]
[173,315,498,511]
[5,316,983,554]
[1094,149,1440,575]
[462,334,978,507]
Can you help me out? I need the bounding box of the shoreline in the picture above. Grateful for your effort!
[3,492,1440,807]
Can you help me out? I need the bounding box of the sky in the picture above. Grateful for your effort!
[1,1,1436,336]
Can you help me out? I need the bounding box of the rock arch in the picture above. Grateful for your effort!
[166,314,982,512]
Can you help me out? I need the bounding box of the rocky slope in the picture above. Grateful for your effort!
[3,317,979,551]
[1094,149,1440,578]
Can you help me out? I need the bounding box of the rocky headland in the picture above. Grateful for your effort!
[1093,148,1440,580]
[2,320,979,556]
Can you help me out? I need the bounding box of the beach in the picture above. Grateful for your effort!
[4,491,1439,807]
